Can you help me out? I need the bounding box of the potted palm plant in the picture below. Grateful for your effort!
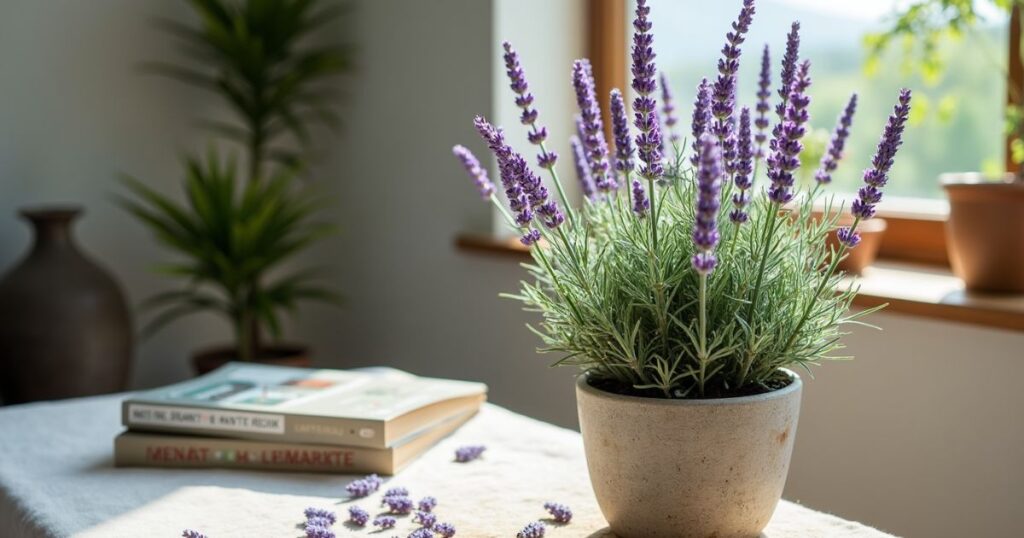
[868,0,1024,292]
[120,0,352,373]
[454,1,911,536]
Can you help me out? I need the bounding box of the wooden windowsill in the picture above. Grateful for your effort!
[455,234,1024,333]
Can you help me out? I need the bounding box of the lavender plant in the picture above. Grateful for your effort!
[455,0,912,398]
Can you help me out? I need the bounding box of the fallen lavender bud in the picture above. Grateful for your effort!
[373,516,397,529]
[348,506,370,527]
[304,522,335,538]
[414,511,437,528]
[345,474,383,498]
[303,507,337,525]
[182,531,207,538]
[543,501,573,523]
[454,445,486,462]
[408,528,434,538]
[417,496,438,512]
[434,522,457,537]
[383,494,415,515]
[517,521,546,538]
[306,516,333,528]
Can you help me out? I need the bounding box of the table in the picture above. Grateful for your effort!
[0,394,895,537]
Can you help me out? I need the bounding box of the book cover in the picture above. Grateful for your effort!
[115,409,478,475]
[122,364,486,449]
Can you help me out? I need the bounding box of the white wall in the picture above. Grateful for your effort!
[1,2,1022,537]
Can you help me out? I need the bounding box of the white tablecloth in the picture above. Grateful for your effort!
[0,394,895,537]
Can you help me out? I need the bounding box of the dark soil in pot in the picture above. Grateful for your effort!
[587,371,793,399]
[192,343,311,375]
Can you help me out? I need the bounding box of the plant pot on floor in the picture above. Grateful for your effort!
[941,173,1024,293]
[576,371,802,538]
[192,344,311,375]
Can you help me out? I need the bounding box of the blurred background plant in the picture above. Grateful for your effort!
[120,0,353,362]
[865,0,1023,180]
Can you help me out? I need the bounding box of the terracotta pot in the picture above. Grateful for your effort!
[0,207,133,404]
[192,343,311,375]
[576,371,802,538]
[826,217,887,275]
[942,173,1024,293]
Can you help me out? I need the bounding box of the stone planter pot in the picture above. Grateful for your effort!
[941,173,1024,293]
[191,344,311,375]
[576,371,802,538]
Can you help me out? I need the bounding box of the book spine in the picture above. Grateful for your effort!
[121,401,387,448]
[114,433,394,475]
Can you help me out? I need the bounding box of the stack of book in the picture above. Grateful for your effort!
[114,363,487,475]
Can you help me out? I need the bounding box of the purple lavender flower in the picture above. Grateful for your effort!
[755,44,771,159]
[304,523,335,538]
[766,60,811,205]
[840,89,912,246]
[730,107,754,224]
[693,134,724,275]
[517,521,546,538]
[690,78,711,167]
[632,179,650,216]
[543,502,573,524]
[631,0,664,183]
[383,487,409,499]
[610,89,635,175]
[710,0,755,175]
[572,59,614,192]
[452,145,495,199]
[373,516,397,529]
[414,511,438,529]
[409,529,434,538]
[660,72,680,144]
[348,506,370,527]
[345,474,383,498]
[182,531,207,538]
[474,116,544,243]
[304,508,337,525]
[815,93,858,185]
[417,496,438,513]
[383,495,415,515]
[776,22,801,121]
[434,522,457,537]
[307,516,333,529]
[520,229,541,246]
[502,41,557,169]
[455,444,486,462]
[570,135,596,200]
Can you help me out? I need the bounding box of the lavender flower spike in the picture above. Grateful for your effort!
[690,78,711,167]
[434,522,457,537]
[572,59,614,192]
[766,60,811,205]
[755,44,771,160]
[710,0,756,175]
[815,93,858,185]
[474,116,543,244]
[610,89,635,175]
[632,179,650,216]
[543,502,573,523]
[452,145,495,199]
[693,134,724,275]
[660,72,680,144]
[502,41,557,168]
[182,531,207,538]
[631,0,664,183]
[345,473,383,498]
[730,107,754,224]
[517,521,547,538]
[570,135,596,200]
[348,506,370,527]
[776,22,801,121]
[840,89,912,247]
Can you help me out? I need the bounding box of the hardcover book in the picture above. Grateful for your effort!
[121,363,487,449]
[114,409,477,475]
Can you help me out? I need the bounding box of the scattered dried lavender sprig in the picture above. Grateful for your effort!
[517,521,546,538]
[418,496,438,512]
[543,502,573,524]
[383,495,415,515]
[304,522,335,538]
[373,516,397,529]
[345,474,383,498]
[414,511,438,528]
[434,522,457,537]
[454,445,486,462]
[409,528,434,538]
[304,508,337,525]
[347,506,369,527]
[182,531,207,538]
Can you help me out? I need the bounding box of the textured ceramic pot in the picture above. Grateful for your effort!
[0,207,133,403]
[941,173,1024,293]
[576,371,802,538]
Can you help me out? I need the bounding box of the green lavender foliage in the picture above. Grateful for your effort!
[506,151,880,398]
